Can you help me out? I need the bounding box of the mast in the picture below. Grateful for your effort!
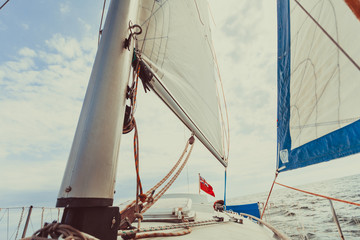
[56,0,138,239]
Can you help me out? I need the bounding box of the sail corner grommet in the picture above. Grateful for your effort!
[189,136,195,145]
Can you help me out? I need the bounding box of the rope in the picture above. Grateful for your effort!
[133,120,143,196]
[275,181,360,207]
[294,0,360,71]
[0,208,6,223]
[120,140,190,214]
[134,227,191,239]
[14,207,25,240]
[119,135,195,231]
[0,0,10,10]
[119,219,222,239]
[140,137,195,213]
[41,207,45,228]
[261,171,279,219]
[123,65,140,134]
[26,222,88,240]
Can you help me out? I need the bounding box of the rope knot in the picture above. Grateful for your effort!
[134,213,143,221]
[139,193,147,202]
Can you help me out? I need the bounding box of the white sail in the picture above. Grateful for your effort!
[288,0,360,149]
[277,0,360,171]
[136,0,228,166]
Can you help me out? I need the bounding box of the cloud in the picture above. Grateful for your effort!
[45,34,83,59]
[60,2,71,14]
[0,33,97,196]
[19,47,36,58]
[22,23,29,30]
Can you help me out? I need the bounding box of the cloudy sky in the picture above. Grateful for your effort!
[0,0,359,209]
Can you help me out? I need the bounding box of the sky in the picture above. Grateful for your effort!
[0,0,360,211]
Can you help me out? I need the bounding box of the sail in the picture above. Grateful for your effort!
[277,0,360,172]
[136,0,228,166]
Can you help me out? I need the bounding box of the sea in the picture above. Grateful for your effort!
[228,173,360,239]
[1,174,359,239]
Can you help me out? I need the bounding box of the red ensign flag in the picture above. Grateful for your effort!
[199,175,215,197]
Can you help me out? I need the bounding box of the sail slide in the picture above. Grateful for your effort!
[136,0,228,166]
[277,0,360,172]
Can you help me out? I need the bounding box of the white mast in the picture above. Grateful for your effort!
[57,0,138,208]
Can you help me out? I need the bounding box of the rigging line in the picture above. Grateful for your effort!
[0,208,6,222]
[141,136,195,213]
[14,207,25,240]
[98,0,107,46]
[7,209,9,240]
[275,181,360,207]
[120,139,190,214]
[41,207,44,229]
[294,0,360,71]
[0,0,10,10]
[134,120,143,195]
[261,171,279,220]
[208,2,216,27]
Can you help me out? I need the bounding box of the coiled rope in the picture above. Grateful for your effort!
[119,218,222,239]
[24,222,88,240]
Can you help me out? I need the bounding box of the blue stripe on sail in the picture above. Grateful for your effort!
[277,0,291,170]
[279,121,360,172]
[276,0,360,172]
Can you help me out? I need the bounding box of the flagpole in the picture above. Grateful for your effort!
[224,168,227,210]
[198,173,200,194]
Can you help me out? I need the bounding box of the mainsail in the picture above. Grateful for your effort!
[277,0,360,171]
[136,0,228,166]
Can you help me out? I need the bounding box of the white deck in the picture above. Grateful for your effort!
[118,194,287,239]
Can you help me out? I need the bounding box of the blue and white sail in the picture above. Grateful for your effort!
[277,0,360,172]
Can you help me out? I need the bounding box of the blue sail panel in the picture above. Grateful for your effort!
[226,203,260,219]
[277,0,360,172]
